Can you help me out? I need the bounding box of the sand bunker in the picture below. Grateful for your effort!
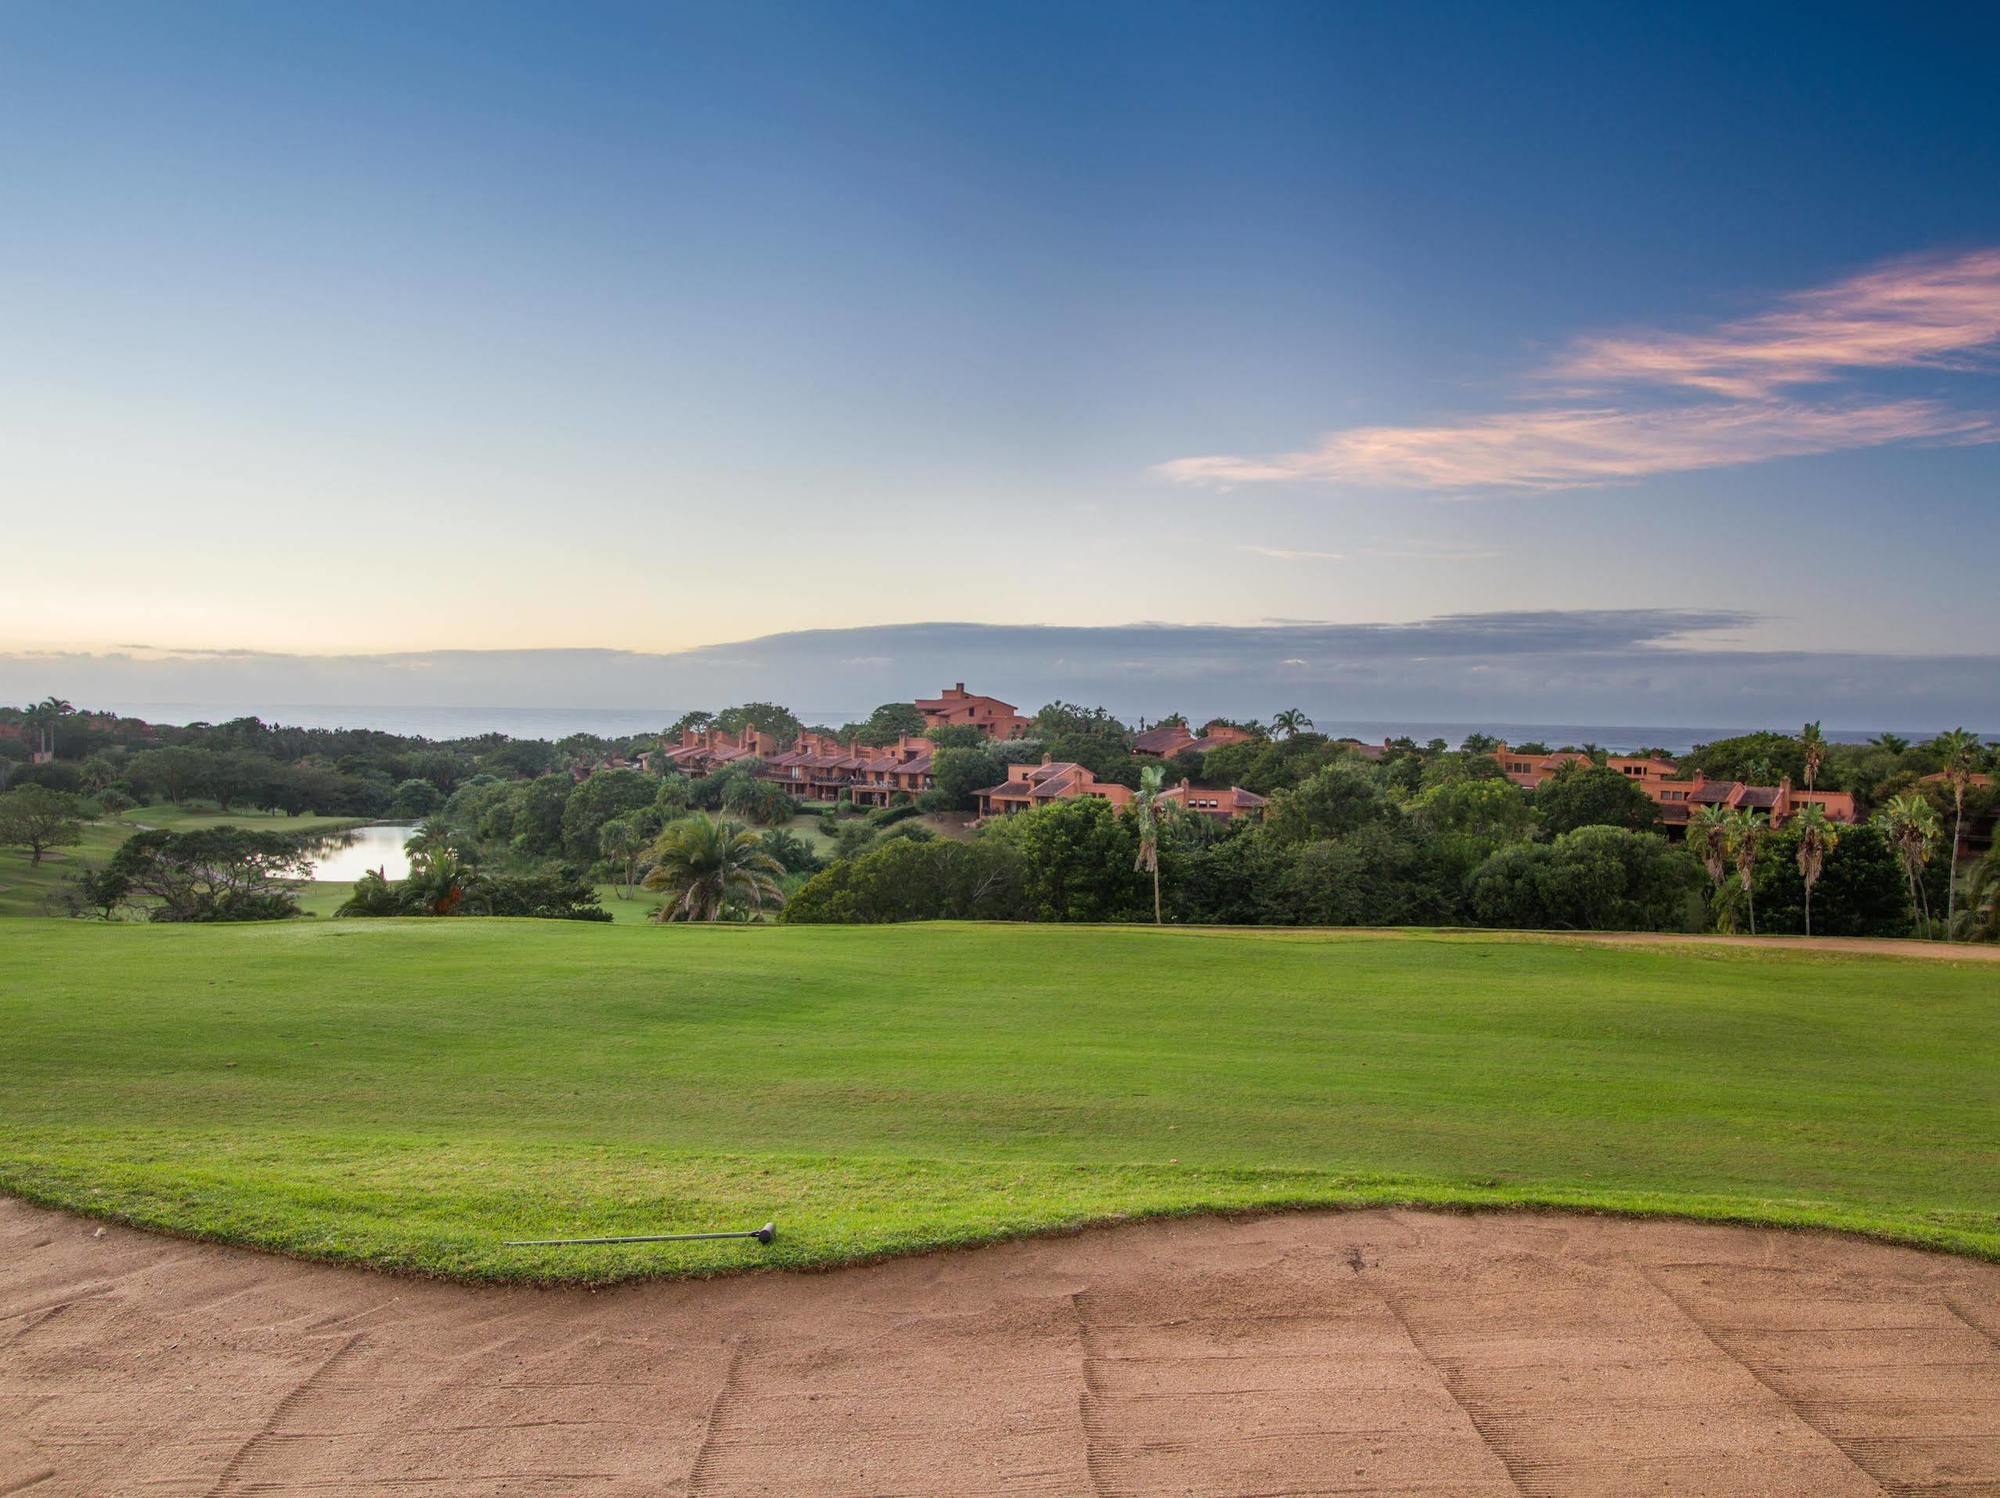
[4,1197,1998,1495]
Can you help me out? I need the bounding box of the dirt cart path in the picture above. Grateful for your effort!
[4,1197,1999,1495]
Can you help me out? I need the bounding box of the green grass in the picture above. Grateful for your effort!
[122,802,367,836]
[1,919,1993,1283]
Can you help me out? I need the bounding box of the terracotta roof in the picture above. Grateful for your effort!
[1132,725,1194,755]
[1691,782,1740,804]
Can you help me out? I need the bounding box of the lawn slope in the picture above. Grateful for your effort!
[2,919,1993,1281]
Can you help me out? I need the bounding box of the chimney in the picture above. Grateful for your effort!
[1041,753,1052,766]
[954,681,965,694]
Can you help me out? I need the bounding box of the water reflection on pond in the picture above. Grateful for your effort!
[306,822,422,882]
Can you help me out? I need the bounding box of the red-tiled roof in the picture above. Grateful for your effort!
[1132,725,1194,755]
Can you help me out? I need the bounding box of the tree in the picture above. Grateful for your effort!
[1931,728,1982,938]
[1532,763,1660,835]
[846,702,925,747]
[127,745,210,805]
[0,785,84,863]
[1678,731,1805,787]
[1264,761,1394,843]
[1406,777,1536,886]
[1131,763,1166,924]
[928,744,1006,811]
[664,710,714,740]
[25,696,74,759]
[1800,721,1827,793]
[1877,792,1942,934]
[599,815,649,899]
[1748,822,1907,938]
[1467,826,1701,932]
[1271,708,1314,738]
[1686,803,1733,923]
[1792,805,1839,937]
[978,795,1146,922]
[785,838,1026,924]
[1726,810,1769,936]
[389,778,444,819]
[759,827,822,875]
[102,827,309,921]
[404,820,467,871]
[713,702,804,743]
[1028,702,1138,781]
[1870,732,1910,755]
[1958,844,2000,943]
[721,775,795,826]
[561,768,658,859]
[642,816,785,922]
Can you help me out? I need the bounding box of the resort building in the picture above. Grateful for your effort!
[1496,744,1681,789]
[1130,720,1260,758]
[1157,778,1269,823]
[914,684,1031,740]
[975,758,1133,819]
[844,737,938,807]
[650,725,781,776]
[1493,745,1857,832]
[974,759,1268,824]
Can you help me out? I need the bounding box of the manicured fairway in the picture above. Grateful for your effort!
[2,918,1994,1281]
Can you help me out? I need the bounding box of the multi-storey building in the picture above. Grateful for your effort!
[1493,744,1857,831]
[914,684,1031,740]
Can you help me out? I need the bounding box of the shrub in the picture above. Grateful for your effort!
[1468,826,1702,931]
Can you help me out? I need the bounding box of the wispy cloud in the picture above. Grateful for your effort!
[1158,247,2000,491]
[1549,248,2000,398]
[1238,544,1344,560]
[1166,399,1989,491]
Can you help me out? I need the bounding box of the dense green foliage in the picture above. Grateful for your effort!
[1531,763,1662,834]
[97,827,313,922]
[7,701,1992,939]
[0,919,1993,1281]
[0,785,85,863]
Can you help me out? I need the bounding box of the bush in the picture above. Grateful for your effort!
[785,838,1027,923]
[1468,826,1702,931]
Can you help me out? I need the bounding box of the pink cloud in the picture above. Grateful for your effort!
[1158,247,2000,491]
[1549,248,2000,398]
[1159,400,1992,491]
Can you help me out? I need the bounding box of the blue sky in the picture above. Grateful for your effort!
[2,2,1996,717]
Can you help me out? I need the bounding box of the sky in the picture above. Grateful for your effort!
[2,2,1996,725]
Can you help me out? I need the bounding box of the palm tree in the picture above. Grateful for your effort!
[403,822,464,872]
[1792,804,1839,938]
[1726,809,1768,936]
[1131,763,1167,925]
[24,696,74,760]
[1271,708,1314,739]
[1686,803,1733,924]
[1957,845,2000,943]
[1877,792,1941,935]
[598,814,648,899]
[642,815,785,922]
[1800,721,1826,793]
[1931,728,1982,938]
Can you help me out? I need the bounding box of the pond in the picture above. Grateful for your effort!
[305,822,423,883]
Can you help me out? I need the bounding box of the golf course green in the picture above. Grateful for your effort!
[3,918,1994,1281]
